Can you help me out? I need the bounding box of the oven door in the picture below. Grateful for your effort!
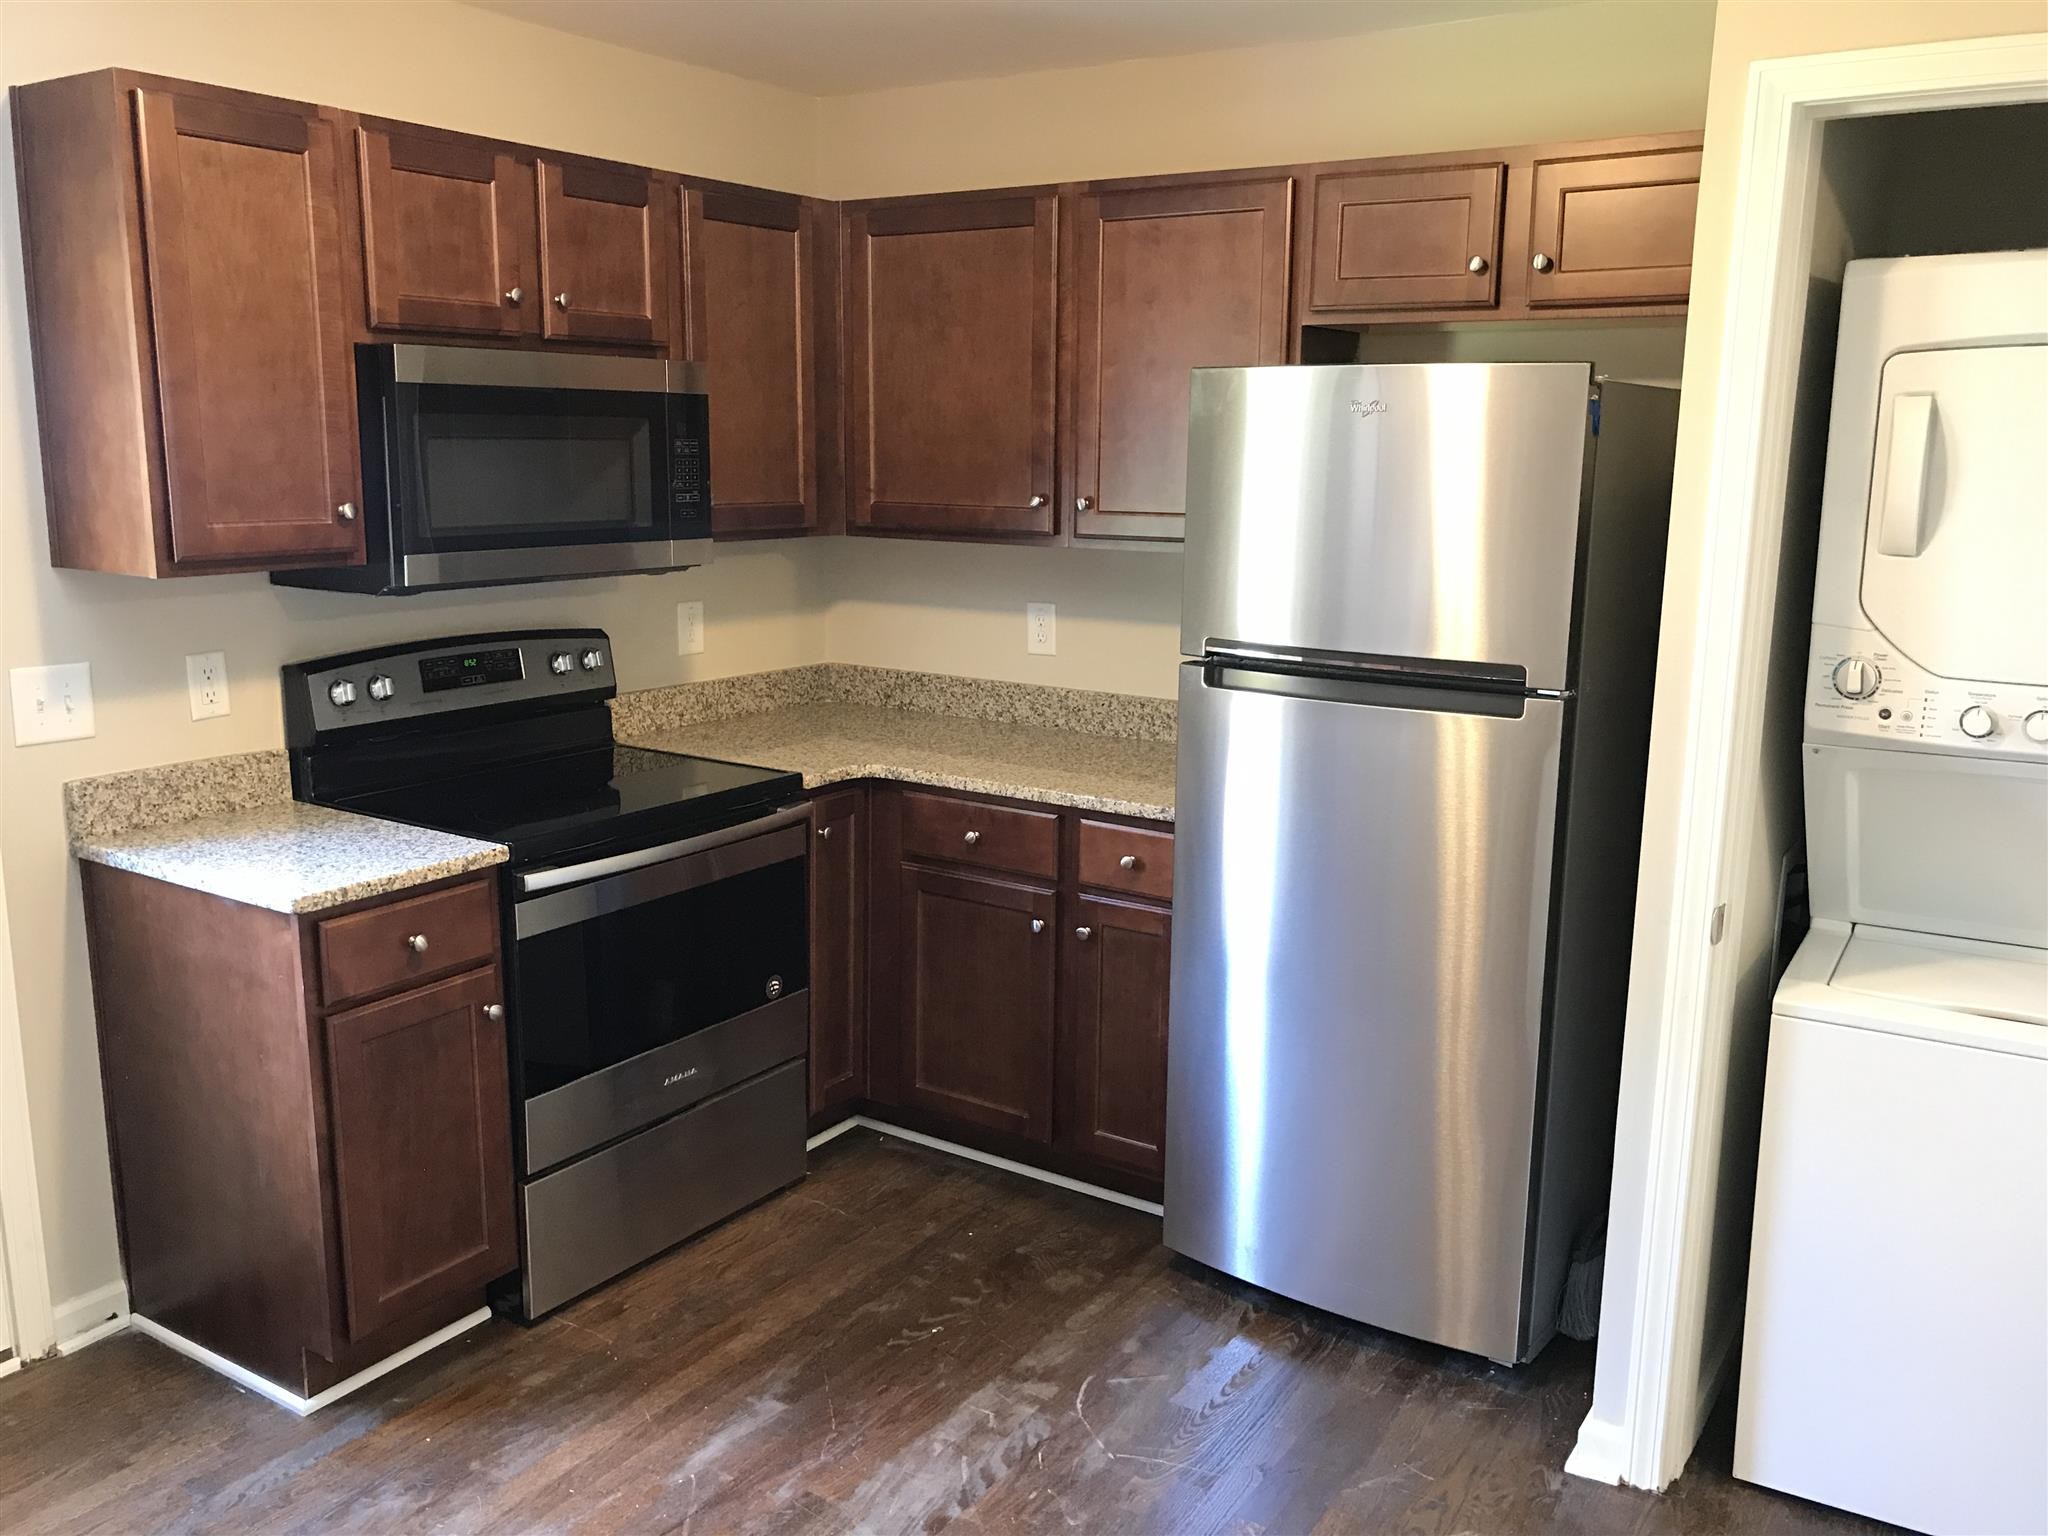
[508,803,809,1175]
[373,344,711,588]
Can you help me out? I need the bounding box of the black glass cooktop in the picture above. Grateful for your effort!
[337,745,802,868]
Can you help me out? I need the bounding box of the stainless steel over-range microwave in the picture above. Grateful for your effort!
[272,344,711,596]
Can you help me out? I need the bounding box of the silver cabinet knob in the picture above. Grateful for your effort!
[817,824,832,840]
[336,502,357,522]
[405,933,429,954]
[1028,494,1048,509]
[1120,854,1140,871]
[484,1003,505,1022]
[963,829,981,845]
[1531,252,1555,273]
[1075,926,1093,941]
[1030,918,1045,934]
[1467,255,1489,274]
[504,286,523,306]
[554,292,571,309]
[1076,496,1093,514]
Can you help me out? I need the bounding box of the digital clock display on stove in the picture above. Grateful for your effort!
[419,647,524,693]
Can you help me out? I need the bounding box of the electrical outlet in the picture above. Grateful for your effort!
[1026,602,1057,656]
[677,600,705,656]
[10,662,96,745]
[185,651,230,720]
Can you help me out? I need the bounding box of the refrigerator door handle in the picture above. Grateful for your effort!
[1202,661,1551,720]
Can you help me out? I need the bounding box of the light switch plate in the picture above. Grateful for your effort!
[677,600,705,656]
[1026,602,1057,656]
[10,662,95,745]
[186,651,230,720]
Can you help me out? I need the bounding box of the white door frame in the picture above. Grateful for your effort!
[1576,30,2048,1492]
[0,830,55,1363]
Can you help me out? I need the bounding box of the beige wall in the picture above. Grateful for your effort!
[1587,0,2048,1481]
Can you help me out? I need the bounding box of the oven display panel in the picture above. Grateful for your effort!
[420,647,524,692]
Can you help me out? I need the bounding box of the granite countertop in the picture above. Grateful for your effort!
[72,800,507,915]
[617,702,1177,822]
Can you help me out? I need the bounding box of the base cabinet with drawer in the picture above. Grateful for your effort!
[80,866,516,1398]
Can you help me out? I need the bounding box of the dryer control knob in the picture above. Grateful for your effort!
[1831,656,1881,700]
[1959,705,1997,740]
[2025,710,2048,745]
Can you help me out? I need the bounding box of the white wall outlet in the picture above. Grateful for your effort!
[1026,602,1057,656]
[677,600,705,656]
[10,662,96,745]
[185,651,230,720]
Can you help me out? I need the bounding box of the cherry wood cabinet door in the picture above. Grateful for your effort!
[1068,177,1291,543]
[1059,894,1171,1180]
[897,863,1057,1140]
[846,192,1058,538]
[808,788,867,1122]
[1307,162,1504,314]
[1525,145,1701,307]
[357,123,535,337]
[684,186,820,536]
[536,157,671,348]
[132,87,362,566]
[324,967,515,1339]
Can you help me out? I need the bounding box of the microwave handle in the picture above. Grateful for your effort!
[516,802,811,894]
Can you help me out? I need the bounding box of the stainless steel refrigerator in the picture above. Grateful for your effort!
[1165,363,1678,1365]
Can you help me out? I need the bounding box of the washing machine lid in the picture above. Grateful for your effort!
[1776,924,2048,1055]
[1861,342,2048,687]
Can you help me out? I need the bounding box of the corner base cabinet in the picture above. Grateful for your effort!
[81,866,515,1398]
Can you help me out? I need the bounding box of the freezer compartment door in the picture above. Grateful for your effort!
[1164,661,1565,1362]
[1181,363,1592,688]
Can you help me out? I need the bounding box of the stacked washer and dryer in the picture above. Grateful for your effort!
[1735,250,2048,1535]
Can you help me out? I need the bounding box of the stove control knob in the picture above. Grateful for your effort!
[1959,704,1998,740]
[327,679,357,708]
[549,651,575,677]
[366,673,395,702]
[1831,656,1880,700]
[2026,710,2048,745]
[580,648,606,672]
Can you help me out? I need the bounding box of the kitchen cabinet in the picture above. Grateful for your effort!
[13,70,364,576]
[80,866,515,1397]
[1066,176,1293,544]
[1306,162,1505,314]
[355,120,536,338]
[844,190,1060,539]
[536,155,672,349]
[683,184,834,537]
[807,787,868,1126]
[1525,144,1702,308]
[1059,894,1172,1180]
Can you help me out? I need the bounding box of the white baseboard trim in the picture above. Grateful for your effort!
[52,1281,128,1353]
[819,1115,1164,1217]
[131,1307,492,1416]
[0,1352,19,1381]
[1565,1412,1629,1486]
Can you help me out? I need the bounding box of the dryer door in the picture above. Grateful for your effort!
[1861,343,2048,686]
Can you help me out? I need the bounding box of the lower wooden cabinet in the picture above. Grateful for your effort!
[1059,894,1172,1180]
[807,786,868,1126]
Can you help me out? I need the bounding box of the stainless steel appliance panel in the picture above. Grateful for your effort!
[1163,661,1566,1363]
[519,1060,807,1317]
[1180,364,1594,688]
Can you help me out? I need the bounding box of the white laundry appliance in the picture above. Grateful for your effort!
[1735,249,2048,1536]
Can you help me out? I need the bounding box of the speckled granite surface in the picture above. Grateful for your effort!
[72,802,507,915]
[619,703,1177,822]
[63,749,293,844]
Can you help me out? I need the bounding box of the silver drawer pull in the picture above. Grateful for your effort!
[504,286,523,305]
[1028,494,1048,509]
[1119,854,1139,871]
[818,825,832,840]
[1531,252,1555,273]
[554,291,572,309]
[963,830,981,845]
[484,1003,505,1022]
[405,933,429,954]
[1075,926,1093,941]
[336,502,357,523]
[1030,918,1045,934]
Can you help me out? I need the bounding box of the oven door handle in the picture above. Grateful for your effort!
[516,802,811,894]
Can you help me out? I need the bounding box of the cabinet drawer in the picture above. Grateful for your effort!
[317,879,497,1008]
[1077,820,1174,903]
[899,790,1058,879]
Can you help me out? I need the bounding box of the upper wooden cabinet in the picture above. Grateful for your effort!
[13,71,365,575]
[683,184,828,537]
[845,191,1060,539]
[356,121,535,338]
[536,156,672,349]
[1306,162,1504,314]
[1067,176,1292,544]
[1525,144,1702,308]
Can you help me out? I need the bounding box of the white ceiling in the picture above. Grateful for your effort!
[464,0,1572,97]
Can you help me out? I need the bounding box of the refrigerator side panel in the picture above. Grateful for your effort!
[1180,363,1593,688]
[1165,661,1566,1363]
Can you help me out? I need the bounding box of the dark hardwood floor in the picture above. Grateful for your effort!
[1,1130,1894,1535]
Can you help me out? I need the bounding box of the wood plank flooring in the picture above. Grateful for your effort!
[0,1130,1896,1535]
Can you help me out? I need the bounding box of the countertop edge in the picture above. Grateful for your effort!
[72,839,511,917]
[795,761,1175,823]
